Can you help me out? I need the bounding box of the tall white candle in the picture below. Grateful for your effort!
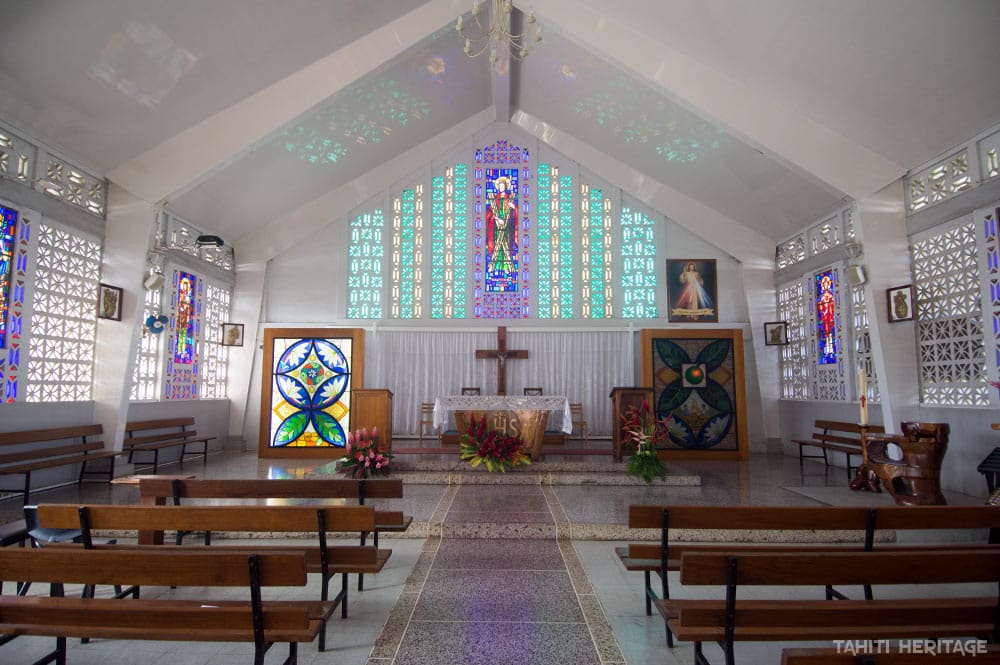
[858,367,868,426]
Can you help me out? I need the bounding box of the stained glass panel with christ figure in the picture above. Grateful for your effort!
[815,269,838,365]
[0,205,16,349]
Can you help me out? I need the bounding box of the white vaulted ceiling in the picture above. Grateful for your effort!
[1,0,998,255]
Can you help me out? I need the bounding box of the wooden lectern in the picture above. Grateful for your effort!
[352,389,393,454]
[610,386,653,462]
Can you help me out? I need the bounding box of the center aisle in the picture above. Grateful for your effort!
[368,484,625,665]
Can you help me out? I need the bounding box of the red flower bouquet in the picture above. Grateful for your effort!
[459,415,531,472]
[340,427,392,478]
[621,399,668,483]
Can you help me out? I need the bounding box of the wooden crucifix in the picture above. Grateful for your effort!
[475,326,528,396]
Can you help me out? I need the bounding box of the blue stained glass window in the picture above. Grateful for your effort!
[0,205,17,349]
[815,269,838,364]
[173,271,197,364]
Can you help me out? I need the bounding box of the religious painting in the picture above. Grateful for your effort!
[259,327,365,458]
[0,205,17,349]
[666,259,717,323]
[97,283,123,321]
[886,284,915,323]
[814,269,838,364]
[763,321,788,346]
[640,328,748,460]
[220,322,244,346]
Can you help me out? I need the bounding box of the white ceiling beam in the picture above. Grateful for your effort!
[511,110,773,265]
[235,109,496,262]
[108,0,466,204]
[529,0,905,201]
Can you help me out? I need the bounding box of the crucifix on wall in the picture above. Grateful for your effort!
[475,326,528,395]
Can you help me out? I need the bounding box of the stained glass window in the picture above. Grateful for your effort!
[815,270,838,365]
[536,164,575,319]
[0,209,28,403]
[165,268,202,400]
[391,186,423,318]
[268,336,353,448]
[430,165,467,318]
[174,271,197,364]
[621,205,658,318]
[347,210,384,319]
[474,140,531,319]
[581,185,613,318]
[0,205,16,349]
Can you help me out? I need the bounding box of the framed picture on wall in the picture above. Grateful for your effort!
[763,321,789,346]
[221,322,245,346]
[97,283,123,321]
[886,285,915,323]
[666,259,718,323]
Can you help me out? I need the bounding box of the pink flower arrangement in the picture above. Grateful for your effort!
[621,399,668,483]
[340,427,392,478]
[458,415,530,472]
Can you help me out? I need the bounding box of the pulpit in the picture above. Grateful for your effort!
[352,389,393,454]
[862,422,950,506]
[610,386,653,462]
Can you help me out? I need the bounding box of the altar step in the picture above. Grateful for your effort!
[388,459,701,486]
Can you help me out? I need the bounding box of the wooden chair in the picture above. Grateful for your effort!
[461,387,481,396]
[523,387,543,396]
[570,403,589,442]
[418,402,439,444]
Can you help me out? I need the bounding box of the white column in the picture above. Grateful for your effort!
[856,180,919,430]
[92,184,157,452]
[226,252,268,451]
[743,263,780,451]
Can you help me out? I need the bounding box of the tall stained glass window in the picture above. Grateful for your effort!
[621,205,658,318]
[815,269,838,364]
[581,185,613,318]
[0,205,16,349]
[165,268,202,400]
[536,164,574,319]
[430,165,468,318]
[475,140,531,318]
[174,271,197,364]
[347,210,384,319]
[391,186,423,318]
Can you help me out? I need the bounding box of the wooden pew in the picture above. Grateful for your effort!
[0,425,122,503]
[137,477,413,590]
[781,646,1000,665]
[36,503,389,651]
[791,420,884,480]
[0,547,325,665]
[662,549,1000,665]
[123,417,215,473]
[618,504,1000,645]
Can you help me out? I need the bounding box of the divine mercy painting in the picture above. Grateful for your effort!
[666,259,718,322]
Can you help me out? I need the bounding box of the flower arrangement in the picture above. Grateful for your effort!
[621,399,668,483]
[339,427,392,478]
[459,415,531,472]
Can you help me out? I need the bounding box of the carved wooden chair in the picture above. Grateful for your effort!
[460,387,481,396]
[523,387,543,396]
[418,402,439,445]
[569,403,590,443]
[864,422,950,505]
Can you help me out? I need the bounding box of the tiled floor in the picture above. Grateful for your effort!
[0,443,991,665]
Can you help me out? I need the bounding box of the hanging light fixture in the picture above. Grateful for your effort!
[456,0,542,63]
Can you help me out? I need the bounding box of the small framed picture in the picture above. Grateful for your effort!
[886,285,915,323]
[97,283,123,321]
[221,322,245,347]
[763,321,789,346]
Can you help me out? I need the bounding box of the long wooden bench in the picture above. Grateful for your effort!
[791,420,884,479]
[782,646,1000,664]
[0,547,325,665]
[137,477,413,589]
[36,503,390,651]
[618,504,1000,645]
[662,549,1000,665]
[123,417,215,473]
[0,425,122,503]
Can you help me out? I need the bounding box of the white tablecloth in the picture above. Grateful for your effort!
[433,395,572,433]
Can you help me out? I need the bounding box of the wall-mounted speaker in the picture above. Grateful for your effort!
[845,264,866,286]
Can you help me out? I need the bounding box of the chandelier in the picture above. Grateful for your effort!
[455,0,542,63]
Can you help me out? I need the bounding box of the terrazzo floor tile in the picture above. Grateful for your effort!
[444,509,553,524]
[391,620,601,665]
[431,538,566,570]
[411,568,584,622]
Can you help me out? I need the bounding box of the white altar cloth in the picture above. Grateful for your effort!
[433,395,572,433]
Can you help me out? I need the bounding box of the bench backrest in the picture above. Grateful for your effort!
[628,505,872,531]
[0,440,106,465]
[138,477,405,502]
[0,547,308,587]
[813,420,884,435]
[125,417,196,433]
[0,425,103,448]
[679,549,1000,586]
[874,505,1000,530]
[37,503,377,533]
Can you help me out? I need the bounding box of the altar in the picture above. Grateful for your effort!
[433,395,572,461]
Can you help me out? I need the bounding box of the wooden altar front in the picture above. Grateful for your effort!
[434,396,572,461]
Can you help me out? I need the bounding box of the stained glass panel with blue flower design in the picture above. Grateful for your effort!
[0,205,16,349]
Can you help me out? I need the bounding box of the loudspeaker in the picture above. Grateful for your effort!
[845,264,866,286]
[143,270,165,291]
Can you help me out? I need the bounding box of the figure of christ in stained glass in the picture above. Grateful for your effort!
[269,337,352,448]
[174,271,197,364]
[815,270,837,365]
[0,206,16,349]
[485,169,519,293]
